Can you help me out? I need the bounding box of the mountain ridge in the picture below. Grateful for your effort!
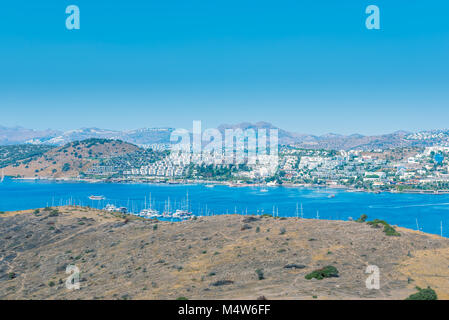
[1,123,448,150]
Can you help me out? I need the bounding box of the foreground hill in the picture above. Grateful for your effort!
[2,139,139,179]
[1,207,448,300]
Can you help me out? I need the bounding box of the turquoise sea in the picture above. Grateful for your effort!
[1,177,449,237]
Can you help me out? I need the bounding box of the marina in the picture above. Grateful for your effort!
[1,176,449,236]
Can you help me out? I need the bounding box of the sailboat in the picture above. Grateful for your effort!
[0,169,4,183]
[163,198,172,218]
[140,193,161,218]
[173,191,193,219]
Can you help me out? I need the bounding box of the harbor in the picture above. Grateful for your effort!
[1,177,449,237]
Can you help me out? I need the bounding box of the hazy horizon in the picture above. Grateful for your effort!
[1,121,448,137]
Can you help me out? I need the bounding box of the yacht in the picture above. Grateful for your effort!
[117,207,128,214]
[140,208,161,218]
[104,204,117,212]
[89,195,105,200]
[162,198,173,218]
[173,209,192,219]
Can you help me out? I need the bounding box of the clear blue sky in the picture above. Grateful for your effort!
[0,0,448,135]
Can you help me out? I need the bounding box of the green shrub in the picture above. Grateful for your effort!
[406,286,437,300]
[355,214,367,223]
[176,296,188,300]
[255,269,264,280]
[49,209,59,217]
[62,163,71,172]
[367,219,400,236]
[305,266,339,280]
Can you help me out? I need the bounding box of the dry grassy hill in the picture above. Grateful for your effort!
[1,207,448,300]
[2,139,139,179]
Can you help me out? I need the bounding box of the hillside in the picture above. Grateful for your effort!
[0,145,54,168]
[2,139,140,179]
[1,207,448,300]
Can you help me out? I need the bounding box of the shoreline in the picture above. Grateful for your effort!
[6,176,449,195]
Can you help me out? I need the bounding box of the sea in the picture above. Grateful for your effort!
[1,177,449,237]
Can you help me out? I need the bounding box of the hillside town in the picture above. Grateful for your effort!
[80,143,449,192]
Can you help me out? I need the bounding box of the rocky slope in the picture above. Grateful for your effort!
[1,207,448,300]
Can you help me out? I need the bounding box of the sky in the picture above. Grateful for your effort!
[0,0,448,135]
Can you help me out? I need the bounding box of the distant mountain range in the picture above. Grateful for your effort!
[0,126,174,147]
[1,123,448,150]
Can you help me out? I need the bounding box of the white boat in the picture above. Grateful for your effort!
[89,195,105,200]
[173,209,192,219]
[178,191,193,219]
[104,204,117,212]
[1,169,4,182]
[140,208,161,218]
[117,207,128,214]
[162,197,173,218]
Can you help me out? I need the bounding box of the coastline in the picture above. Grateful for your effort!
[6,175,449,195]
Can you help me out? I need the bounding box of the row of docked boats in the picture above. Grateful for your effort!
[101,193,194,220]
[103,203,194,220]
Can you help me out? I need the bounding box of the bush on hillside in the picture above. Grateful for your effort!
[367,219,401,236]
[305,266,339,280]
[405,286,437,300]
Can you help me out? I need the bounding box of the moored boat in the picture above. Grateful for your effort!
[89,195,105,200]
